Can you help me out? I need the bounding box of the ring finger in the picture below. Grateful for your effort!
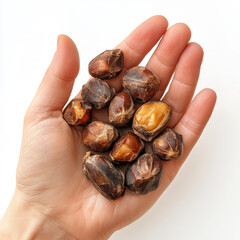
[163,42,204,127]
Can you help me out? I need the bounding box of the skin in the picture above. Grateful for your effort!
[0,15,217,240]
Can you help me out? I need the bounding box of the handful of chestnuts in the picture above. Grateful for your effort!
[63,49,183,201]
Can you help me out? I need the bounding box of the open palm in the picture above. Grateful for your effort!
[15,16,216,240]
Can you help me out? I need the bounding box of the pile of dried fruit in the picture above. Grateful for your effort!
[63,49,183,200]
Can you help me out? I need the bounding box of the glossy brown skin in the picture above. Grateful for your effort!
[63,99,92,125]
[82,78,115,109]
[108,92,135,127]
[153,128,183,161]
[110,132,144,163]
[82,121,119,152]
[88,49,124,79]
[132,101,172,141]
[125,153,163,195]
[82,152,125,200]
[122,66,160,102]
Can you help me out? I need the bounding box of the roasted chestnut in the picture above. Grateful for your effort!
[153,128,183,160]
[122,66,160,102]
[125,153,163,195]
[110,132,144,163]
[132,101,172,141]
[88,49,124,79]
[82,121,119,152]
[82,152,125,200]
[82,77,115,109]
[63,99,92,125]
[108,92,135,127]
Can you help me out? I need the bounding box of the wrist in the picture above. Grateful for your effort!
[0,189,76,240]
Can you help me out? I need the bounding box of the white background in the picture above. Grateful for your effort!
[0,1,240,239]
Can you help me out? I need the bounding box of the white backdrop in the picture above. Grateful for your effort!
[0,1,240,239]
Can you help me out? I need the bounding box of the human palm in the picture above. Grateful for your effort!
[15,16,216,240]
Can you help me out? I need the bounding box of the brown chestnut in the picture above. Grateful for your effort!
[88,49,124,79]
[132,101,172,141]
[82,152,125,200]
[122,66,160,102]
[108,92,135,127]
[110,132,144,163]
[125,153,163,195]
[82,77,115,109]
[82,121,119,152]
[63,99,92,125]
[153,128,183,160]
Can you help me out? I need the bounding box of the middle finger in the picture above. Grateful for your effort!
[146,23,191,100]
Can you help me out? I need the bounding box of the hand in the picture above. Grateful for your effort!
[0,15,216,240]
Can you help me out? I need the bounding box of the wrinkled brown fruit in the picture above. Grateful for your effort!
[132,101,172,141]
[82,152,125,200]
[108,92,135,127]
[63,99,92,125]
[153,128,183,160]
[110,132,144,163]
[122,66,160,102]
[82,78,115,109]
[82,121,119,152]
[125,153,163,195]
[89,49,124,79]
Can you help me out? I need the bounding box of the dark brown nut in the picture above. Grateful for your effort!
[88,49,124,79]
[82,78,115,109]
[125,153,163,195]
[122,66,160,102]
[153,128,183,161]
[63,99,92,125]
[132,101,172,141]
[110,132,144,163]
[108,92,135,127]
[82,152,125,200]
[82,121,119,152]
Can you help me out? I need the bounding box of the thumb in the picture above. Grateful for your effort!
[27,35,79,120]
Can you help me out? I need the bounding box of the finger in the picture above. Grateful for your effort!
[163,42,204,127]
[146,23,191,100]
[29,35,79,115]
[162,88,217,185]
[106,15,168,92]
